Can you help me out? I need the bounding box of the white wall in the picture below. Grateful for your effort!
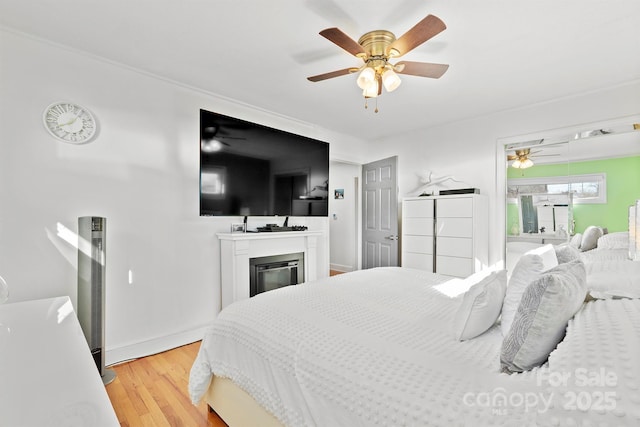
[2,27,638,364]
[0,29,368,364]
[367,80,640,267]
[328,161,361,272]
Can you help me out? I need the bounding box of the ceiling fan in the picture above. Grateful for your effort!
[201,124,245,153]
[307,14,449,111]
[507,148,559,169]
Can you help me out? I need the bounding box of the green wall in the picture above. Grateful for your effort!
[507,155,640,234]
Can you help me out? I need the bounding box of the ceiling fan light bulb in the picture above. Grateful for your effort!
[357,67,376,90]
[511,159,522,169]
[522,158,534,168]
[382,69,402,92]
[363,83,379,98]
[201,138,223,153]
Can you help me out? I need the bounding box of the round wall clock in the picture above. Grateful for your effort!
[43,102,97,144]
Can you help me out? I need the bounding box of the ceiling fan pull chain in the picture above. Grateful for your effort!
[375,97,379,113]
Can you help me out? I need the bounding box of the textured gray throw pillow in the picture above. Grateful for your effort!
[554,244,581,264]
[501,245,558,336]
[500,259,587,373]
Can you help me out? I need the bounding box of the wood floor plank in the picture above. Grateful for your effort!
[106,373,139,425]
[106,342,227,426]
[121,364,150,417]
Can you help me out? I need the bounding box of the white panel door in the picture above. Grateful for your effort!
[362,156,398,269]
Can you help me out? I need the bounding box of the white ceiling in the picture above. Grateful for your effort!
[1,0,639,141]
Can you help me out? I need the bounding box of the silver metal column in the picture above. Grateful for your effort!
[77,216,116,385]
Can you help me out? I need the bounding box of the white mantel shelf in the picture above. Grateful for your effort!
[218,230,322,242]
[217,231,322,309]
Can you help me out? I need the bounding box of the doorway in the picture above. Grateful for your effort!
[329,161,361,273]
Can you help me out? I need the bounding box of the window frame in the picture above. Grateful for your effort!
[507,173,607,204]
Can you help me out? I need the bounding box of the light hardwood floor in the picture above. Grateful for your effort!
[107,273,346,426]
[106,341,226,427]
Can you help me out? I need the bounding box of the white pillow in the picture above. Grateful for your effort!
[554,244,581,264]
[580,225,604,252]
[596,231,629,250]
[501,260,587,373]
[453,270,507,341]
[501,244,558,336]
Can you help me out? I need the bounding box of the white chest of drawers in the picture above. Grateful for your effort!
[401,194,488,278]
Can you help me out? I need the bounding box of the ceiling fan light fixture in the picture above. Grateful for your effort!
[356,67,376,90]
[382,68,402,92]
[363,81,379,98]
[308,14,448,110]
[512,158,534,169]
[201,138,223,153]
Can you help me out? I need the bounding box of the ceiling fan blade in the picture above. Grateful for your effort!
[395,61,449,78]
[507,155,518,160]
[387,14,446,57]
[307,67,356,82]
[319,28,366,57]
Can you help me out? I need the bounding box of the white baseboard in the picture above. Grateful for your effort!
[330,263,354,273]
[105,324,210,366]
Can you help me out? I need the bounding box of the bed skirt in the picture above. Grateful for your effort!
[205,375,283,427]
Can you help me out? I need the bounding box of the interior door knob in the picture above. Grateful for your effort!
[385,235,399,241]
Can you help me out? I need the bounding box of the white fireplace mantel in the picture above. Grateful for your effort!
[218,231,322,309]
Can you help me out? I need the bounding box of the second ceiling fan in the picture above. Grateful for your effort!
[307,14,449,108]
[507,148,560,169]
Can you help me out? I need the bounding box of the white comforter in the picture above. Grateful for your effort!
[189,267,640,427]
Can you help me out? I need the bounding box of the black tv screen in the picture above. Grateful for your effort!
[199,109,329,217]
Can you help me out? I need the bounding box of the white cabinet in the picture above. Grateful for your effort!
[0,297,120,426]
[401,194,488,278]
[402,198,435,272]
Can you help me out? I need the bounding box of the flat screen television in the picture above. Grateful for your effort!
[199,109,330,217]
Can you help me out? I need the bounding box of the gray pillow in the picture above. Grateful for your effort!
[554,244,581,264]
[500,259,587,373]
[501,245,558,336]
[580,226,604,252]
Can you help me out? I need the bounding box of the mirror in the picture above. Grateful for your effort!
[499,117,640,273]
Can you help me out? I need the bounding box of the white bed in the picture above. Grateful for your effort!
[189,266,640,426]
